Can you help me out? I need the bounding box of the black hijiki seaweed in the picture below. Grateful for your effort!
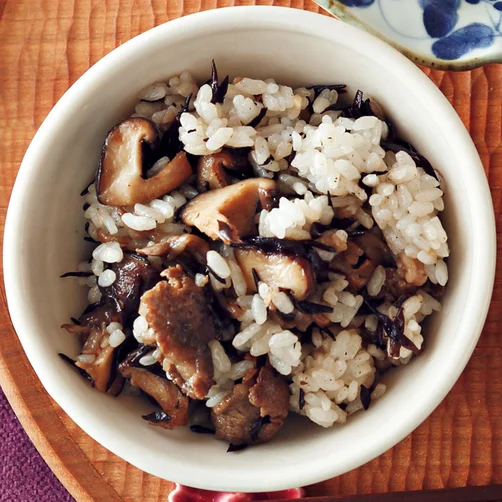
[248,107,267,128]
[70,317,81,325]
[203,286,235,336]
[306,84,347,98]
[80,300,104,316]
[190,424,216,435]
[363,295,418,357]
[206,266,226,284]
[295,300,333,315]
[125,344,154,367]
[58,353,94,386]
[299,388,305,410]
[210,60,229,104]
[250,415,271,443]
[80,179,94,196]
[307,240,337,253]
[158,93,192,160]
[60,271,92,278]
[251,268,261,291]
[346,229,367,238]
[84,236,100,244]
[276,311,295,322]
[142,411,172,423]
[319,326,335,340]
[332,218,358,230]
[234,236,313,258]
[360,385,371,411]
[227,443,248,453]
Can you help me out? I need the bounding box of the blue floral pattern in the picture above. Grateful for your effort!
[335,0,502,61]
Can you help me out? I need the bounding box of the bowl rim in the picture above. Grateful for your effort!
[3,5,497,492]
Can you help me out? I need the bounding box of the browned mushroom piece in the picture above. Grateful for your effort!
[211,366,289,445]
[74,327,123,394]
[101,253,160,326]
[330,241,376,293]
[97,118,192,206]
[136,234,210,264]
[233,247,315,301]
[180,178,276,244]
[196,150,252,193]
[119,366,189,429]
[196,152,232,192]
[269,310,330,332]
[138,265,216,400]
[95,228,134,249]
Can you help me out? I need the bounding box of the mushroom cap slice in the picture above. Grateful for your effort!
[75,326,123,394]
[180,178,276,244]
[97,118,192,206]
[119,366,189,429]
[196,150,250,193]
[136,234,210,264]
[196,152,232,192]
[234,246,315,301]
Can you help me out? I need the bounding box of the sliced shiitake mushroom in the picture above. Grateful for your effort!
[119,366,189,429]
[180,178,276,244]
[196,150,250,192]
[74,327,123,394]
[136,234,209,264]
[233,246,315,300]
[97,118,192,206]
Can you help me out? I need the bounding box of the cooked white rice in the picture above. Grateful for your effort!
[69,68,450,431]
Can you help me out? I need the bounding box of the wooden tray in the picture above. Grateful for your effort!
[1,1,501,500]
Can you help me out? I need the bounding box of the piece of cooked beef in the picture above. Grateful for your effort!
[139,264,216,399]
[212,384,260,445]
[211,366,289,446]
[119,366,189,429]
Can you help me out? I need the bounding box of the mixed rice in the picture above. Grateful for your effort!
[61,61,448,449]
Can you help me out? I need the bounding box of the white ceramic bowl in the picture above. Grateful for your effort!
[4,6,496,493]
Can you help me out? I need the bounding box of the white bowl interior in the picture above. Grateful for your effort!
[4,7,495,492]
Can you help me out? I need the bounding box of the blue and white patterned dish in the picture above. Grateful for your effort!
[314,0,502,69]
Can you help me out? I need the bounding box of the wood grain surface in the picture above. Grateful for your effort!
[1,1,502,501]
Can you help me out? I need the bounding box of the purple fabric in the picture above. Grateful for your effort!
[0,387,74,502]
[0,388,303,501]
